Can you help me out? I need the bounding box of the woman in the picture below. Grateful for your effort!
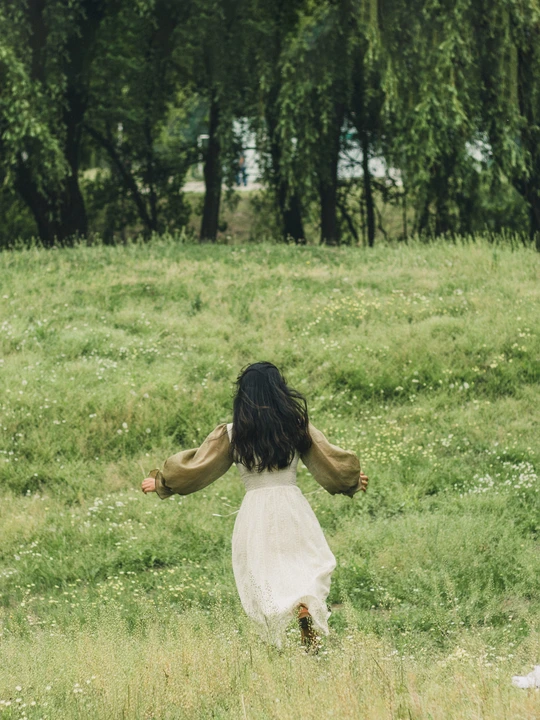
[141,362,368,649]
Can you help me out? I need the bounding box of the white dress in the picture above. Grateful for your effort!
[227,423,337,646]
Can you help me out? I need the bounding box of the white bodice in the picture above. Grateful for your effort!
[226,423,299,492]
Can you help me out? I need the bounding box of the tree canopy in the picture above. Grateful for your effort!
[0,0,539,248]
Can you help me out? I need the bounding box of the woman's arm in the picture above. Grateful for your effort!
[300,422,368,497]
[142,423,232,499]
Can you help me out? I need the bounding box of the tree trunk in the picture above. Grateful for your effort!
[514,43,540,250]
[512,173,540,249]
[527,190,540,249]
[144,120,159,234]
[62,176,87,242]
[200,94,222,242]
[402,188,408,241]
[84,124,156,234]
[277,182,304,243]
[434,165,453,236]
[14,167,59,247]
[267,93,305,243]
[15,163,86,247]
[416,194,431,236]
[15,0,106,245]
[361,131,375,247]
[319,105,344,246]
[319,180,339,245]
[62,60,89,242]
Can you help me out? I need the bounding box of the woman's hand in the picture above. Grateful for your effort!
[141,477,156,494]
[343,472,369,497]
[359,472,369,492]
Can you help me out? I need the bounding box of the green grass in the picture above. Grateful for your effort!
[1,236,539,718]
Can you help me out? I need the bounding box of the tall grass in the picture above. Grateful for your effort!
[1,237,539,718]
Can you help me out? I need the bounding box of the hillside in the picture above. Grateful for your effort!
[1,237,539,718]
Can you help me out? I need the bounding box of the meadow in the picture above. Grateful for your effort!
[0,236,539,719]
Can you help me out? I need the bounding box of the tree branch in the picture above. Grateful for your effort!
[83,123,153,231]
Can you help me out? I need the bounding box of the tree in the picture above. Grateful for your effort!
[176,0,250,242]
[378,0,482,238]
[269,0,381,246]
[0,0,110,246]
[476,0,540,249]
[348,1,385,247]
[247,0,307,243]
[277,0,355,245]
[83,0,194,240]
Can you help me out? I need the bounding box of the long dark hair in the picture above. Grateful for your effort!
[230,362,312,472]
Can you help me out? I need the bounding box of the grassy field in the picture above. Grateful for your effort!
[1,236,539,719]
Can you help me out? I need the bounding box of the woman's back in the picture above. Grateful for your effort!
[227,422,299,491]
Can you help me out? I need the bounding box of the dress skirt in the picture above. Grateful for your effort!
[231,484,337,647]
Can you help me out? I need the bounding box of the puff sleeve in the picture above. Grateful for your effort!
[300,422,362,497]
[149,423,232,499]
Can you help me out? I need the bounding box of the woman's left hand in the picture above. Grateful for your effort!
[359,472,369,492]
[141,477,156,493]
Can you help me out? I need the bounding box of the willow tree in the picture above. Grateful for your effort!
[378,0,482,237]
[277,0,357,245]
[476,0,540,248]
[247,0,307,243]
[0,0,109,245]
[515,5,540,248]
[347,0,385,247]
[174,0,250,242]
[84,0,194,240]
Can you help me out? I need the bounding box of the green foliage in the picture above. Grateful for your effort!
[2,0,540,246]
[0,190,38,249]
[0,7,68,189]
[83,2,196,239]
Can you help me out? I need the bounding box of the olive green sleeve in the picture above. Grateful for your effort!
[149,423,232,499]
[300,422,362,497]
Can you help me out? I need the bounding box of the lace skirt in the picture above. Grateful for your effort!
[232,485,337,647]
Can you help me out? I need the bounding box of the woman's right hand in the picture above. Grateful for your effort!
[141,477,156,494]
